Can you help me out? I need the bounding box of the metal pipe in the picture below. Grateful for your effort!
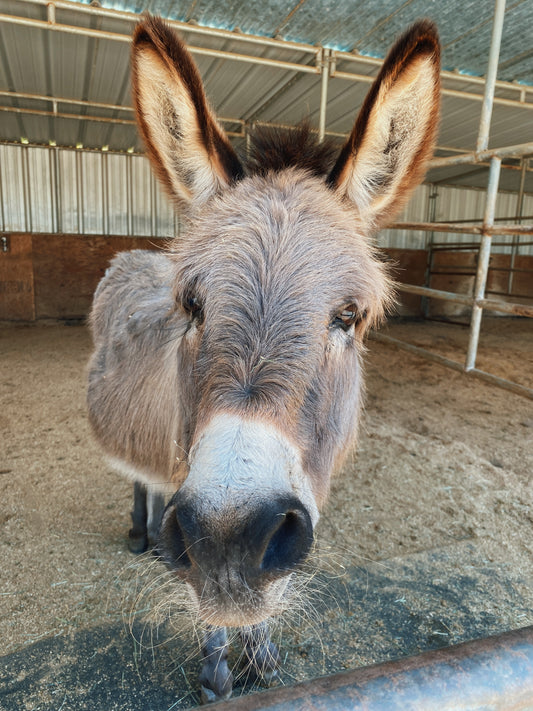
[0,145,5,233]
[388,220,533,236]
[149,170,156,238]
[0,105,136,126]
[54,147,62,233]
[0,89,134,113]
[507,158,527,294]
[16,0,533,104]
[476,0,506,153]
[48,146,57,232]
[317,49,330,143]
[372,333,533,400]
[466,156,501,371]
[76,149,83,234]
[397,283,533,318]
[102,152,109,236]
[17,0,317,54]
[332,69,533,112]
[336,48,533,99]
[126,152,133,237]
[215,625,533,709]
[0,14,320,74]
[429,141,533,168]
[21,145,32,233]
[430,241,533,249]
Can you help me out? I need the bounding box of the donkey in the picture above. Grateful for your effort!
[87,15,440,703]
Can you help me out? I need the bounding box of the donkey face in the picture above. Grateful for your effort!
[131,17,440,627]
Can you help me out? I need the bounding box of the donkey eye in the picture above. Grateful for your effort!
[182,293,203,321]
[332,304,366,331]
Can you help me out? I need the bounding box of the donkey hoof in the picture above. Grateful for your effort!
[127,530,148,554]
[200,685,232,705]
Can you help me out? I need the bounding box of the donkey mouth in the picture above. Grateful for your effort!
[183,574,293,628]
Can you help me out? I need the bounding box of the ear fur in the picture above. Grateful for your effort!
[131,15,244,212]
[328,20,441,231]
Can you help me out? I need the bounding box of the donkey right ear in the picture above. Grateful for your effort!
[327,21,440,231]
[131,16,244,212]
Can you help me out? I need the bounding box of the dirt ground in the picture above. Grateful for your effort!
[1,317,532,710]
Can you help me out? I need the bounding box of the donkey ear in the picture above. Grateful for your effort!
[327,21,440,231]
[131,16,244,212]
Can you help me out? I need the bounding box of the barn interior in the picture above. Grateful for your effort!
[1,0,532,708]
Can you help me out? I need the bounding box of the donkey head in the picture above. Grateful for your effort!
[131,17,440,627]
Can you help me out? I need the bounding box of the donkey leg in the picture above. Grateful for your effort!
[199,626,233,704]
[128,481,148,554]
[146,488,165,549]
[240,622,280,684]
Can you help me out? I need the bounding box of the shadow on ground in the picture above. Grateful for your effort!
[2,542,530,711]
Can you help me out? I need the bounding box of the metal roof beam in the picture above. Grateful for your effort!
[6,0,533,103]
[0,12,320,74]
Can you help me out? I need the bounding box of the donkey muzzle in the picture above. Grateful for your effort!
[159,491,313,576]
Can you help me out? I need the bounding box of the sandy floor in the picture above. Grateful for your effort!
[1,317,532,707]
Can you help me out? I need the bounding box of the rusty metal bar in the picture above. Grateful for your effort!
[372,333,533,400]
[215,625,533,710]
[389,220,533,236]
[428,141,533,168]
[397,283,533,318]
[430,242,533,250]
[507,158,527,295]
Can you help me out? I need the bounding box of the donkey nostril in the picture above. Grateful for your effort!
[261,509,313,572]
[157,505,193,570]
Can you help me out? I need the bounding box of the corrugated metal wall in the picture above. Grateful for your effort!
[1,143,531,254]
[0,143,177,238]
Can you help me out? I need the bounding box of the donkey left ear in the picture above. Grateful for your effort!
[131,15,244,213]
[327,20,440,231]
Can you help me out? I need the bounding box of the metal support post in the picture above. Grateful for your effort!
[476,0,506,153]
[21,144,32,233]
[76,149,84,234]
[318,49,330,143]
[465,156,501,371]
[507,158,527,295]
[102,151,109,236]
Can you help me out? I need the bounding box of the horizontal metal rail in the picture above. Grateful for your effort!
[8,0,531,104]
[397,283,533,317]
[0,105,137,127]
[429,141,533,168]
[14,0,319,54]
[0,105,245,137]
[389,220,533,236]
[2,0,532,117]
[332,69,533,111]
[0,13,320,74]
[429,241,533,250]
[371,333,533,400]
[216,625,533,710]
[336,46,533,99]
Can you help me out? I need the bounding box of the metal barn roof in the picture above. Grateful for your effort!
[0,0,532,192]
